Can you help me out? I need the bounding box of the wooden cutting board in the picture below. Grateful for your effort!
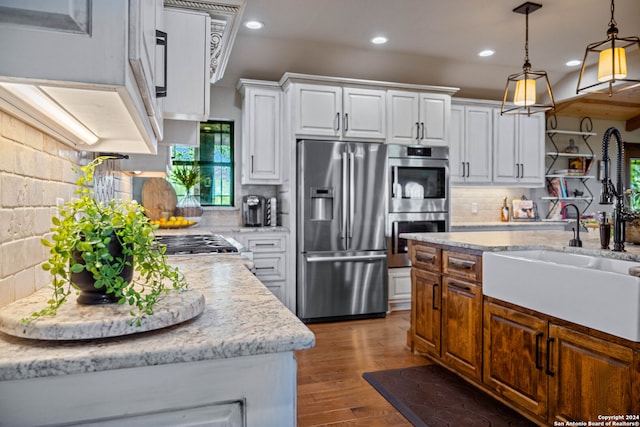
[141,178,178,220]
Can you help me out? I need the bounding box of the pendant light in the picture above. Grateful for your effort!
[501,2,555,116]
[576,0,640,95]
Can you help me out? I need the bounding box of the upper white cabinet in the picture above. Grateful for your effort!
[387,90,450,146]
[291,83,386,140]
[449,104,492,184]
[493,110,545,186]
[0,0,165,154]
[238,80,282,184]
[163,7,211,122]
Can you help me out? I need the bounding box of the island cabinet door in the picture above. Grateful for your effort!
[483,301,549,419]
[548,324,637,424]
[411,268,441,357]
[441,277,482,381]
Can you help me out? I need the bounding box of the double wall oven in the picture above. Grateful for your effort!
[387,144,450,267]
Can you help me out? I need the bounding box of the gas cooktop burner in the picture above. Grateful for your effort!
[155,234,239,255]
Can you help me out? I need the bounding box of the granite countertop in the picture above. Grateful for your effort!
[450,221,567,231]
[401,230,640,262]
[0,254,315,381]
[154,225,289,237]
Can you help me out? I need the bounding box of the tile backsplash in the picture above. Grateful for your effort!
[450,187,536,223]
[0,112,132,308]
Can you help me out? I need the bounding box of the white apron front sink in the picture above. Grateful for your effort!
[483,250,640,342]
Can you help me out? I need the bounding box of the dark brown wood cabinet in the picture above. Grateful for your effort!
[483,301,549,418]
[408,238,640,426]
[548,324,637,423]
[409,242,483,382]
[484,300,640,423]
[410,268,441,357]
[442,276,482,381]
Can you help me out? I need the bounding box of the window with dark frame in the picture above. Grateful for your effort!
[171,120,234,207]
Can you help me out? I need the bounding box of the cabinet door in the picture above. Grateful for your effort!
[163,8,210,121]
[242,86,282,184]
[411,268,441,357]
[548,324,637,423]
[483,302,549,419]
[386,90,420,145]
[419,93,449,146]
[464,106,492,183]
[342,87,386,140]
[441,277,482,381]
[493,111,519,183]
[129,0,164,140]
[293,84,341,137]
[449,105,465,183]
[518,114,545,186]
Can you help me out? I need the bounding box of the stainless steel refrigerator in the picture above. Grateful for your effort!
[297,139,388,323]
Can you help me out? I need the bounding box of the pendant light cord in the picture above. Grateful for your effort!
[523,6,531,70]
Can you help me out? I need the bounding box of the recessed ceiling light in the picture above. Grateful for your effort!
[478,50,495,57]
[371,36,388,45]
[566,59,582,67]
[244,20,264,30]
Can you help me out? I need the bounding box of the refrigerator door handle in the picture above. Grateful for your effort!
[341,151,348,243]
[306,254,388,263]
[349,152,355,240]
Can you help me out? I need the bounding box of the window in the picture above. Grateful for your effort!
[624,142,640,211]
[171,120,234,207]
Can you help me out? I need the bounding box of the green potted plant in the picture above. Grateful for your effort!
[26,156,188,325]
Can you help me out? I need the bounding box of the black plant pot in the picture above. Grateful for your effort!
[71,236,134,305]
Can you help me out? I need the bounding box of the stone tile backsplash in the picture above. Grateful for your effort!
[0,112,132,308]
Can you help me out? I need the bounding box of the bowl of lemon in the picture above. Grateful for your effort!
[150,216,197,229]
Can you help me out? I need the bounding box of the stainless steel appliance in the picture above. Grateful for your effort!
[155,234,240,255]
[297,140,388,323]
[387,144,450,267]
[242,195,265,227]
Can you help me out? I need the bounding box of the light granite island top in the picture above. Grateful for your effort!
[401,229,640,262]
[0,254,315,427]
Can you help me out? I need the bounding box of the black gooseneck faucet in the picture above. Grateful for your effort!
[600,127,629,252]
[560,203,582,247]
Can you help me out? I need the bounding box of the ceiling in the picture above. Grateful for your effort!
[218,0,640,129]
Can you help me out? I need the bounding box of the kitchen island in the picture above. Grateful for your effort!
[401,230,640,426]
[0,254,315,427]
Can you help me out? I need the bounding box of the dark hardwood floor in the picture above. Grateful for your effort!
[295,311,431,426]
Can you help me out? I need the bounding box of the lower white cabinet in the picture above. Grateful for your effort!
[239,232,289,307]
[0,352,297,427]
[388,267,412,311]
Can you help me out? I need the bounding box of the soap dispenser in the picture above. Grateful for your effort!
[501,197,510,222]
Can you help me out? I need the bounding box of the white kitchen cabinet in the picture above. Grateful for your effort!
[0,0,165,154]
[387,90,450,146]
[449,104,492,184]
[292,83,386,140]
[493,110,545,186]
[238,80,282,184]
[163,7,211,122]
[388,267,412,311]
[239,232,289,307]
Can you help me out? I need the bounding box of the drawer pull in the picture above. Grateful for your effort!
[448,281,471,292]
[255,243,276,247]
[448,257,475,270]
[415,253,435,263]
[535,332,544,370]
[255,266,276,270]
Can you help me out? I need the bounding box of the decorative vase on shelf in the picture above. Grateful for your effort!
[175,188,203,224]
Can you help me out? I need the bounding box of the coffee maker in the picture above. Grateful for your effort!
[242,195,265,226]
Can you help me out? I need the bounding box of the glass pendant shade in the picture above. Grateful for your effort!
[514,79,536,106]
[577,0,640,95]
[598,47,627,81]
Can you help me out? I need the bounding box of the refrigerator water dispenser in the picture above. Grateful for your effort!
[310,187,333,221]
